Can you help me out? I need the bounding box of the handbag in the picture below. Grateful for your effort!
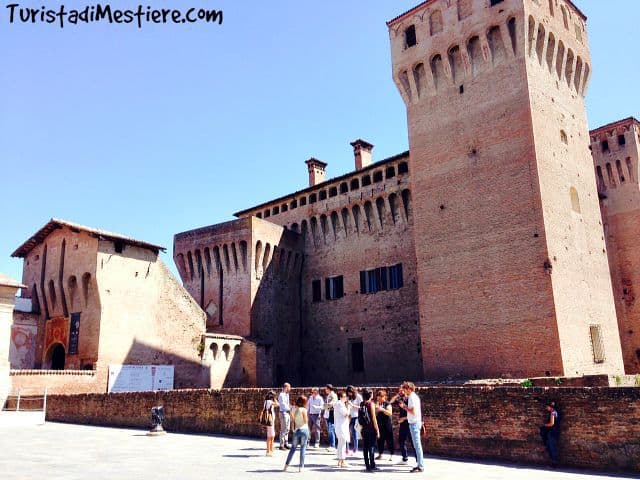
[258,402,274,426]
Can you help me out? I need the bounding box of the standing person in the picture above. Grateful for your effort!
[278,383,292,450]
[334,390,352,468]
[399,381,424,473]
[375,389,394,461]
[284,396,310,472]
[323,384,338,451]
[390,387,411,463]
[307,387,324,448]
[359,388,380,472]
[540,401,560,467]
[346,385,362,455]
[261,390,276,456]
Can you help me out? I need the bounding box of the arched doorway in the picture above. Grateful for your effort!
[47,343,66,370]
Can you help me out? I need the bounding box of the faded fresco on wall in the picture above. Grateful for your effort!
[9,324,38,369]
[44,316,69,360]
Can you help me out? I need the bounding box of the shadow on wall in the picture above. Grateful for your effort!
[121,339,210,390]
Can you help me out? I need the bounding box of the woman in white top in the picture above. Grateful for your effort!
[334,391,352,468]
[284,396,310,472]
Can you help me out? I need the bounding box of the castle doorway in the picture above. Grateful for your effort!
[47,343,66,370]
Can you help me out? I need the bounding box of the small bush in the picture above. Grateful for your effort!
[520,379,534,388]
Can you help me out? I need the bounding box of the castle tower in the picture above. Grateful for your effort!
[388,0,623,378]
[591,117,640,373]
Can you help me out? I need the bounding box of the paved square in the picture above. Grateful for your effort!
[0,422,636,480]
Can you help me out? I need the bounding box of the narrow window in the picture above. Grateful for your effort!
[616,160,625,183]
[329,187,338,197]
[290,199,298,209]
[114,241,124,254]
[309,193,317,204]
[601,140,609,153]
[281,204,288,213]
[312,280,322,302]
[350,178,360,190]
[398,162,409,174]
[300,197,307,206]
[256,212,262,219]
[606,163,616,187]
[404,25,417,49]
[264,210,271,218]
[373,171,383,183]
[325,276,344,300]
[362,175,371,187]
[339,182,348,194]
[507,17,517,56]
[273,206,279,215]
[319,190,327,201]
[596,166,606,191]
[349,339,365,373]
[589,325,605,364]
[618,134,626,146]
[413,63,426,97]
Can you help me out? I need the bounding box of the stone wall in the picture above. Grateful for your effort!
[9,369,104,395]
[44,386,640,473]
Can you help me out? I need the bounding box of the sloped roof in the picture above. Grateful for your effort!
[12,218,166,258]
[0,273,26,289]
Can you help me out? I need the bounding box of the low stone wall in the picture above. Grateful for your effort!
[44,386,640,473]
[10,369,105,396]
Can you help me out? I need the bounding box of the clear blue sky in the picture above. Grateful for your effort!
[1,1,638,282]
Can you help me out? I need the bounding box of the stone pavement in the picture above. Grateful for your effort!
[1,422,637,480]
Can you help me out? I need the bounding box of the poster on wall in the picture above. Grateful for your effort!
[9,324,38,369]
[107,365,174,393]
[68,313,81,355]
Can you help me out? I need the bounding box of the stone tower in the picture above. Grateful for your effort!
[591,117,640,373]
[388,0,623,378]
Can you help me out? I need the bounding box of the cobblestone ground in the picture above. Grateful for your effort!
[0,422,636,480]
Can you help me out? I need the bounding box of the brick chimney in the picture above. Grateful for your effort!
[351,139,374,170]
[305,158,328,187]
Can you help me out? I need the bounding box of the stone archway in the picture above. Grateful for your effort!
[46,343,66,370]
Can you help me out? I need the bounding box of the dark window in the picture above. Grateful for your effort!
[362,175,371,186]
[618,134,626,146]
[373,171,383,183]
[339,183,348,194]
[350,339,365,373]
[290,199,298,209]
[273,206,279,215]
[309,194,317,204]
[329,187,338,197]
[300,197,307,206]
[312,280,322,302]
[114,241,124,254]
[325,276,344,300]
[602,140,609,153]
[264,210,271,218]
[350,178,360,190]
[360,263,404,294]
[386,167,396,179]
[405,25,417,49]
[398,162,409,174]
[256,212,262,219]
[490,0,504,5]
[282,204,288,212]
[319,190,327,200]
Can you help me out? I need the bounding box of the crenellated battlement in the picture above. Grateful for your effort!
[388,0,590,104]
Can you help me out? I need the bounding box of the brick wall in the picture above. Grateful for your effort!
[44,386,640,473]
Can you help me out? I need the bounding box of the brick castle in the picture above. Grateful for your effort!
[4,0,640,393]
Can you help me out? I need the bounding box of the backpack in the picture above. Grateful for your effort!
[357,401,372,429]
[258,402,274,426]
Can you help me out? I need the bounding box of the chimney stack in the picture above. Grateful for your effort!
[305,158,328,187]
[351,139,374,170]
